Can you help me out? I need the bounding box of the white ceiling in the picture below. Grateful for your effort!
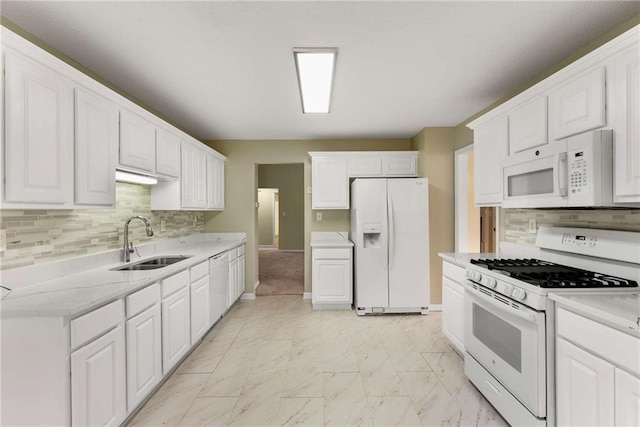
[1,1,638,140]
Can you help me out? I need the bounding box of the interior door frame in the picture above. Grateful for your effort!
[258,188,278,248]
[454,144,474,252]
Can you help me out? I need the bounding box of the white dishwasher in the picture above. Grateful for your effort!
[209,253,229,327]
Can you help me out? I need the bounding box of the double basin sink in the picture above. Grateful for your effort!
[111,255,192,271]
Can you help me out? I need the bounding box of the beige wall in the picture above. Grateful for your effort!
[466,152,480,252]
[410,128,455,305]
[203,139,410,294]
[258,164,305,250]
[257,189,277,246]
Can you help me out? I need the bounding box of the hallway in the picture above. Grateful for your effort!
[256,249,304,296]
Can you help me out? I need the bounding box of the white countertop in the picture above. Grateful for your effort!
[310,231,353,248]
[438,252,498,268]
[0,233,245,319]
[549,291,640,335]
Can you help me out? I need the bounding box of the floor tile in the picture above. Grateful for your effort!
[367,396,422,426]
[177,340,228,374]
[422,352,467,395]
[277,397,324,426]
[284,365,324,397]
[178,397,237,426]
[323,372,373,426]
[357,353,407,396]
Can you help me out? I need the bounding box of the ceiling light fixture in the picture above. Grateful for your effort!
[293,48,337,114]
[115,170,158,185]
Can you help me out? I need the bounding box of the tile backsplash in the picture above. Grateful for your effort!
[0,182,204,270]
[503,208,640,245]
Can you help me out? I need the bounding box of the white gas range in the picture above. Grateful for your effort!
[463,227,640,427]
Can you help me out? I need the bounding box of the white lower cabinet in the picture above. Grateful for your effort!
[311,246,353,310]
[190,276,211,344]
[228,251,239,307]
[615,368,640,426]
[162,286,191,375]
[238,247,245,299]
[441,260,466,355]
[71,324,126,427]
[126,304,162,411]
[556,337,615,426]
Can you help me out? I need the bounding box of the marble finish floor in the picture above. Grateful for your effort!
[127,296,508,426]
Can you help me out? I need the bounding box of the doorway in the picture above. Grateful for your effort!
[455,145,496,253]
[256,164,305,297]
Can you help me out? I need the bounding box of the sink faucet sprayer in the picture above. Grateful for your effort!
[123,216,154,262]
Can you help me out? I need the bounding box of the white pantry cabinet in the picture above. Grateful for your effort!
[549,67,606,141]
[611,45,640,203]
[441,260,465,356]
[74,87,118,206]
[119,109,156,173]
[473,115,509,206]
[3,50,74,206]
[311,247,353,310]
[155,128,181,178]
[161,284,191,375]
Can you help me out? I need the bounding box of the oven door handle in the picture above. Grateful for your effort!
[465,283,537,323]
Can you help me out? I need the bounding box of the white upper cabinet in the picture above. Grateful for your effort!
[119,109,156,173]
[155,128,181,178]
[348,157,382,177]
[473,115,509,206]
[312,156,349,209]
[549,66,606,140]
[382,155,417,176]
[508,95,548,155]
[4,51,74,205]
[206,153,225,210]
[181,141,207,209]
[611,45,640,203]
[75,87,118,206]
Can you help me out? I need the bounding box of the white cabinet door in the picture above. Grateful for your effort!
[190,276,211,344]
[312,259,351,303]
[4,51,73,205]
[615,368,640,427]
[382,155,417,176]
[207,154,225,210]
[473,115,509,206]
[162,287,191,375]
[556,337,615,427]
[442,276,464,355]
[181,142,207,209]
[120,110,156,173]
[348,157,382,177]
[509,95,548,155]
[156,128,181,178]
[228,257,238,307]
[71,324,126,427]
[549,67,606,140]
[238,254,245,298]
[126,304,162,412]
[612,45,640,202]
[75,87,118,206]
[312,157,349,209]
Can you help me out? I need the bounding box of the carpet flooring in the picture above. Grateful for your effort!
[257,249,304,296]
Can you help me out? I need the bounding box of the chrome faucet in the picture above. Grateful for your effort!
[123,216,154,262]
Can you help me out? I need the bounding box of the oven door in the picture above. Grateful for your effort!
[464,282,546,417]
[502,143,568,208]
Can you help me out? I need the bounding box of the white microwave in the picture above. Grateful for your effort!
[501,130,613,208]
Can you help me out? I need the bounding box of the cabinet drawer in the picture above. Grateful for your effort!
[557,307,640,377]
[313,248,351,260]
[71,299,124,350]
[190,261,209,282]
[443,261,466,283]
[126,283,160,318]
[161,270,190,299]
[237,245,245,256]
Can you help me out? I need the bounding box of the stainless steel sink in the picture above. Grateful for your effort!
[111,255,192,271]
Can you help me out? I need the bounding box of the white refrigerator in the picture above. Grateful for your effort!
[350,178,429,315]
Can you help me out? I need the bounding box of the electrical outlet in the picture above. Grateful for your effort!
[528,219,537,233]
[0,229,6,252]
[316,212,322,221]
[160,220,166,232]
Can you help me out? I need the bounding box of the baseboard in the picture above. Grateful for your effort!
[429,304,442,312]
[253,280,260,291]
[240,293,256,300]
[303,292,312,299]
[259,245,276,249]
[278,249,304,253]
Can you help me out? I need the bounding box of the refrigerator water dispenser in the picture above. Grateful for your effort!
[363,223,381,248]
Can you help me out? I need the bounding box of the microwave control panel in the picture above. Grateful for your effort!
[569,150,588,194]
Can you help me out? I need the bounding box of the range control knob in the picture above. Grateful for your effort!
[486,277,497,289]
[501,283,512,294]
[511,288,527,301]
[466,270,482,283]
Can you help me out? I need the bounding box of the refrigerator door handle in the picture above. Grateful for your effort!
[388,192,394,268]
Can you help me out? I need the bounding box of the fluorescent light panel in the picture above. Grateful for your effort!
[115,170,158,185]
[294,48,337,114]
